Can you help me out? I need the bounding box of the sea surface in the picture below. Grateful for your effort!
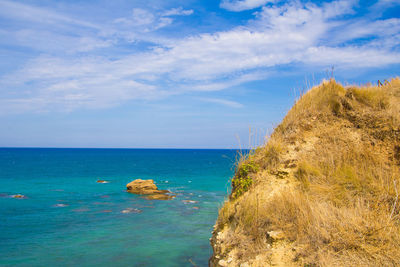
[0,148,238,267]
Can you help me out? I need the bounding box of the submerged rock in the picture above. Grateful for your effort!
[182,200,198,204]
[144,194,175,200]
[126,179,175,200]
[121,208,142,214]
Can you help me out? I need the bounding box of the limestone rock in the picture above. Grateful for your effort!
[267,230,285,240]
[126,179,158,194]
[218,259,228,267]
[126,179,175,200]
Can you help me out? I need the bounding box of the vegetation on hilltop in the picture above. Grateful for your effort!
[211,78,400,266]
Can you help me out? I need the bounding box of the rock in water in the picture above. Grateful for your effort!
[11,194,26,199]
[144,194,175,200]
[126,179,175,200]
[126,179,158,194]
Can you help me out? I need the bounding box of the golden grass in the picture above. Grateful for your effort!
[349,86,389,109]
[215,78,400,266]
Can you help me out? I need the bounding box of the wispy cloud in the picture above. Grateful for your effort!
[0,0,399,114]
[0,0,110,54]
[371,0,400,11]
[199,97,244,108]
[0,0,99,29]
[162,7,194,16]
[114,7,194,33]
[220,0,274,12]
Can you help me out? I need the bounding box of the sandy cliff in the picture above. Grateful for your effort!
[210,78,400,266]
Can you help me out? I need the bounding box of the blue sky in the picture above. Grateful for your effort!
[0,0,399,148]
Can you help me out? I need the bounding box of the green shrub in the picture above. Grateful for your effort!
[232,160,259,198]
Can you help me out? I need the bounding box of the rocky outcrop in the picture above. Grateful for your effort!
[209,79,400,266]
[126,179,175,200]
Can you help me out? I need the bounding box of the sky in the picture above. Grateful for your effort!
[0,0,399,148]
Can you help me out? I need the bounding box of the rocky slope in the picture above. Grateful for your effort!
[210,78,400,266]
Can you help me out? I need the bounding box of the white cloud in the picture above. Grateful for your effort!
[0,0,112,54]
[114,8,172,32]
[327,18,400,47]
[114,6,194,33]
[163,7,194,16]
[371,0,400,10]
[117,8,156,26]
[0,29,112,53]
[188,72,270,91]
[0,0,99,29]
[322,0,357,18]
[304,46,400,67]
[0,0,189,54]
[1,0,400,114]
[220,0,274,12]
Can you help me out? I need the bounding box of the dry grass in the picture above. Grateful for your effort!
[349,86,389,109]
[214,78,400,266]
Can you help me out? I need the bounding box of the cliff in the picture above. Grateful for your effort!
[210,78,400,266]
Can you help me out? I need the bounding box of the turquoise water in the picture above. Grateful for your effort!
[0,148,237,267]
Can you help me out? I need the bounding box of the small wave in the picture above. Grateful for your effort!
[53,203,68,207]
[121,208,142,214]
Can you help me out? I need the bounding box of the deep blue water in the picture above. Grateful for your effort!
[0,148,238,267]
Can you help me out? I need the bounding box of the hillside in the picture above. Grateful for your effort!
[210,78,400,266]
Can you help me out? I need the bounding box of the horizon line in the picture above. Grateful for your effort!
[0,146,250,150]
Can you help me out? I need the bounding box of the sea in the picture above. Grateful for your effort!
[0,148,239,267]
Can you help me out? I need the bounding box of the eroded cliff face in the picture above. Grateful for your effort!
[210,79,400,267]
